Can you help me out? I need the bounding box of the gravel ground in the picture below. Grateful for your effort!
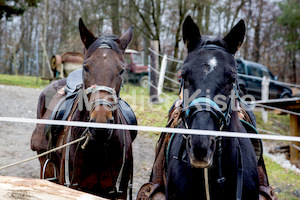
[0,85,155,199]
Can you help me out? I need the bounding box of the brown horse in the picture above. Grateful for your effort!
[31,18,135,199]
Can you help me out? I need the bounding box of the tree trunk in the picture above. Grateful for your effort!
[196,1,204,31]
[252,0,263,63]
[204,1,211,33]
[292,49,297,83]
[42,0,48,77]
[143,0,151,65]
[111,0,120,35]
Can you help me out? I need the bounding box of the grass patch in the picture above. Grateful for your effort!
[255,111,290,136]
[0,74,49,88]
[256,111,299,199]
[120,84,177,139]
[264,156,300,200]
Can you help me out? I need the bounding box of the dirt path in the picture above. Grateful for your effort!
[0,85,155,198]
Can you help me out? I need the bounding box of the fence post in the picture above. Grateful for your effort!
[149,40,159,103]
[36,39,39,85]
[262,76,270,123]
[157,54,167,98]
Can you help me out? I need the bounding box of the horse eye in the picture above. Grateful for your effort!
[83,65,89,73]
[118,68,125,76]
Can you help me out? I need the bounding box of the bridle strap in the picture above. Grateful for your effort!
[185,97,228,130]
[199,44,234,57]
[186,98,223,116]
[83,82,117,112]
[86,85,116,98]
[90,99,115,113]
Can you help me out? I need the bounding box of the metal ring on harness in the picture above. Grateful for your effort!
[42,158,57,181]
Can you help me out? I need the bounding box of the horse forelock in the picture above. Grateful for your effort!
[85,35,122,58]
[198,35,227,49]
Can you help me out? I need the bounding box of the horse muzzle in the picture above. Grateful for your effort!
[186,135,215,168]
[88,117,114,141]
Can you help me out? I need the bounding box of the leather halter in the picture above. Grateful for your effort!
[82,44,118,114]
[85,84,117,113]
[185,97,232,131]
[180,44,234,130]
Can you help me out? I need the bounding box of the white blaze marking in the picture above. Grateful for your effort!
[204,57,217,76]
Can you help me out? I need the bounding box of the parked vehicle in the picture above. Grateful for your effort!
[236,58,292,100]
[124,49,149,88]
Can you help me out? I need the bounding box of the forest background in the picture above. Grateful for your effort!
[0,0,299,84]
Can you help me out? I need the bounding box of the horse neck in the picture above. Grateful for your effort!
[227,111,243,132]
[113,107,122,124]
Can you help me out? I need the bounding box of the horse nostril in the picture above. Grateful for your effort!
[90,118,96,123]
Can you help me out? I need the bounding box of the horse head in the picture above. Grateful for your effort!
[181,16,245,168]
[79,18,133,140]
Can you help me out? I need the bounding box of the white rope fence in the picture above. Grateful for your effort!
[257,128,281,136]
[257,128,300,151]
[149,65,180,85]
[1,116,300,170]
[1,117,300,142]
[238,73,300,88]
[148,82,177,101]
[292,144,300,151]
[148,47,184,64]
[253,103,300,116]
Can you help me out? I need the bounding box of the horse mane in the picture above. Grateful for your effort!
[85,35,121,58]
[198,36,228,49]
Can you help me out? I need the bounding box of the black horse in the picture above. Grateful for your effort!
[165,16,259,200]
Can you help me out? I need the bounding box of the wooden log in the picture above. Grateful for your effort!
[0,176,108,200]
[290,115,300,168]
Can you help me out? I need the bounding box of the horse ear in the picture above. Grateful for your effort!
[79,18,96,49]
[223,19,246,54]
[119,26,133,53]
[182,15,201,52]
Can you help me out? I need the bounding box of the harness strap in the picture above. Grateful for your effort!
[116,110,127,192]
[106,110,130,199]
[236,138,243,200]
[216,136,226,200]
[86,85,116,97]
[204,168,210,200]
[64,128,72,187]
[63,97,81,188]
[90,99,115,112]
[184,97,230,130]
